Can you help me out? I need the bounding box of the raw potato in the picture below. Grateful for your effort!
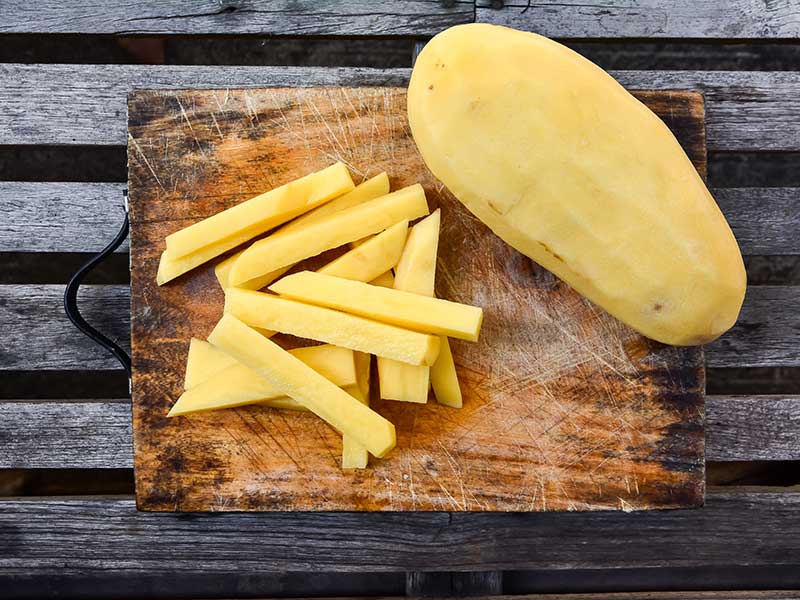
[183,337,235,390]
[394,209,440,294]
[157,163,354,285]
[370,271,395,288]
[157,226,262,286]
[169,339,358,416]
[208,314,396,458]
[214,173,390,290]
[166,162,353,258]
[225,288,441,366]
[269,271,483,342]
[228,184,429,286]
[430,337,462,408]
[408,23,745,346]
[341,352,371,469]
[318,220,408,282]
[186,338,357,390]
[378,210,441,403]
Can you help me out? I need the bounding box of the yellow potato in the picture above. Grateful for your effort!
[224,288,441,366]
[169,339,357,416]
[408,24,745,345]
[341,352,371,469]
[214,172,390,290]
[166,162,353,258]
[430,337,462,408]
[318,220,408,282]
[158,164,354,284]
[369,271,395,288]
[229,184,428,286]
[208,314,396,458]
[378,211,441,403]
[269,271,483,342]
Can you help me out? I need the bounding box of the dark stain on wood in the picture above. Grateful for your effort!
[128,87,706,512]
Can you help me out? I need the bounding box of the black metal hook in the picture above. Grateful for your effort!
[63,193,132,379]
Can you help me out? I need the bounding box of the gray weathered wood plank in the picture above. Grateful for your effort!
[1,65,800,150]
[714,188,800,256]
[0,285,130,371]
[2,184,796,255]
[0,491,799,572]
[0,285,797,370]
[0,401,133,469]
[1,395,797,468]
[0,182,128,252]
[0,1,473,36]
[476,1,800,39]
[705,286,800,368]
[706,396,800,461]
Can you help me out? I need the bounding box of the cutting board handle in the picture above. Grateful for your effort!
[64,190,132,385]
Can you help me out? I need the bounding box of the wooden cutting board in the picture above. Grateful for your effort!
[128,87,705,512]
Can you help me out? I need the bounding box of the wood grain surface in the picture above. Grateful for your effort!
[5,393,799,468]
[2,284,798,371]
[128,87,705,512]
[3,491,800,572]
[5,66,800,151]
[476,0,800,39]
[4,182,798,255]
[0,1,473,36]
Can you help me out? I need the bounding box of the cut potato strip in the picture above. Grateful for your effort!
[269,271,483,342]
[185,338,357,390]
[157,225,262,286]
[229,184,429,286]
[260,397,307,412]
[318,220,408,282]
[370,271,395,288]
[342,352,371,469]
[208,314,396,458]
[430,337,462,408]
[165,162,353,259]
[169,340,357,416]
[378,210,440,403]
[225,288,440,366]
[378,360,430,404]
[183,337,236,390]
[158,164,354,285]
[394,209,440,295]
[280,172,390,234]
[214,173,390,290]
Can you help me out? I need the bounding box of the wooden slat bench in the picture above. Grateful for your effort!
[1,1,799,598]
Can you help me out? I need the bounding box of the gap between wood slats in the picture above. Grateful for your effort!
[476,1,800,39]
[5,149,800,187]
[1,183,797,255]
[1,284,796,370]
[0,570,406,600]
[0,575,799,600]
[7,35,800,72]
[407,571,503,596]
[2,257,789,286]
[5,368,797,400]
[0,35,417,69]
[0,491,798,573]
[707,367,800,396]
[3,462,797,496]
[500,589,800,599]
[0,1,474,36]
[1,396,798,469]
[1,66,799,150]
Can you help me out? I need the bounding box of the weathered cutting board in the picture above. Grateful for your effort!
[128,87,705,512]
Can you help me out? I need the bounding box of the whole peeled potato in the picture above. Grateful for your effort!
[407,24,745,346]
